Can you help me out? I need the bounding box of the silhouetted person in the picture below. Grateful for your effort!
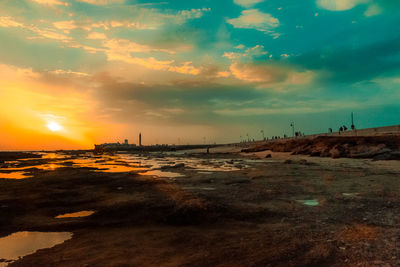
[329,128,332,133]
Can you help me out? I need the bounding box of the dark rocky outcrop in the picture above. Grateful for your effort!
[242,136,400,160]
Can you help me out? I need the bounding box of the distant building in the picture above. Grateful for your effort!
[94,139,136,153]
[139,132,142,146]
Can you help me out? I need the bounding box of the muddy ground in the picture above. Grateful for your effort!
[0,148,399,266]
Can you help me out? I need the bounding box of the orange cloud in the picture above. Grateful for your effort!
[230,62,314,87]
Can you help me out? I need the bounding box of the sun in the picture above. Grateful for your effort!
[47,122,62,132]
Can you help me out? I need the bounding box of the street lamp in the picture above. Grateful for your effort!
[290,122,295,137]
[260,130,265,140]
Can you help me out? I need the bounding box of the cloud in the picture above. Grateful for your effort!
[108,20,157,30]
[31,0,69,6]
[87,8,210,32]
[29,26,71,40]
[293,35,400,83]
[223,45,268,60]
[214,106,315,116]
[233,0,264,7]
[87,32,107,40]
[0,17,23,28]
[178,8,211,20]
[230,62,284,83]
[316,0,400,16]
[227,9,279,34]
[168,62,200,75]
[245,45,268,57]
[316,0,368,11]
[49,69,90,77]
[230,62,313,87]
[0,16,71,41]
[102,38,173,54]
[217,71,231,78]
[102,41,200,75]
[53,21,78,32]
[76,0,124,5]
[364,4,382,16]
[0,64,40,79]
[223,52,242,60]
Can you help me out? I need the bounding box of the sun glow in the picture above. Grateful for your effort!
[47,122,62,132]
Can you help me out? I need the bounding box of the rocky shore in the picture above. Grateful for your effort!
[242,135,400,160]
[0,149,399,266]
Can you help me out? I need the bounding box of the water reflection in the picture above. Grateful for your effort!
[0,231,72,264]
[0,172,32,179]
[0,151,250,180]
[56,210,95,218]
[297,199,319,206]
[140,170,183,178]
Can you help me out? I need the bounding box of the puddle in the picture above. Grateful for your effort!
[41,153,68,159]
[56,210,95,219]
[0,152,250,180]
[297,199,319,206]
[36,164,64,170]
[140,170,183,178]
[0,172,32,179]
[0,231,72,265]
[2,164,64,172]
[94,165,144,173]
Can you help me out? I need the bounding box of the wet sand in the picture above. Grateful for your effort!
[0,147,399,266]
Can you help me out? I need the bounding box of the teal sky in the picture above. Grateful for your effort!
[1,0,400,147]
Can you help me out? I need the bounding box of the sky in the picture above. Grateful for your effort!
[1,0,400,150]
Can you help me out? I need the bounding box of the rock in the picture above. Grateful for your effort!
[298,159,308,165]
[161,163,185,169]
[388,152,400,159]
[265,154,272,158]
[174,163,185,168]
[329,145,345,158]
[225,178,250,185]
[373,152,392,160]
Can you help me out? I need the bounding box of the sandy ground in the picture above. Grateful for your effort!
[0,147,399,266]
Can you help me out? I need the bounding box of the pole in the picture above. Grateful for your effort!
[351,112,354,127]
[290,122,295,137]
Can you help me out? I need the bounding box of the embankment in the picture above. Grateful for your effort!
[242,135,400,160]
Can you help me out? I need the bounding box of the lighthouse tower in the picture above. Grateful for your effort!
[139,132,142,146]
